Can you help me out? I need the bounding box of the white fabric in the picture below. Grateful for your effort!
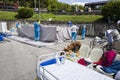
[105,29,113,39]
[117,20,120,25]
[38,59,114,80]
[112,29,119,37]
[56,26,71,42]
[40,26,56,42]
[0,22,9,33]
[18,25,34,39]
[71,25,79,33]
[18,24,71,42]
[115,71,120,80]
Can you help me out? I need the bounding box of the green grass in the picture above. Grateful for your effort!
[0,11,103,22]
[0,11,17,20]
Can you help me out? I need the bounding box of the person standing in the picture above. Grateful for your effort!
[82,24,86,39]
[34,20,40,41]
[16,21,20,29]
[67,21,72,27]
[71,23,79,42]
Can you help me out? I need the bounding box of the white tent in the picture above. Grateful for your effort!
[17,24,71,42]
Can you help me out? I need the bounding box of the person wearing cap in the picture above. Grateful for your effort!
[67,21,72,27]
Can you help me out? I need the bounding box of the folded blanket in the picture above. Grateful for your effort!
[102,60,120,74]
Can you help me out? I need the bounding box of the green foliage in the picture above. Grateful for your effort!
[0,11,17,20]
[31,13,103,23]
[47,0,58,12]
[18,8,34,19]
[0,11,103,23]
[1,0,84,13]
[101,1,120,22]
[46,0,83,13]
[78,5,84,10]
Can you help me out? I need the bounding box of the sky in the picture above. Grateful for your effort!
[58,0,108,4]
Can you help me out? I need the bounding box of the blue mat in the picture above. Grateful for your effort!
[40,57,62,66]
[0,33,11,37]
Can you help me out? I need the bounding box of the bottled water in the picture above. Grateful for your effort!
[55,51,66,65]
[55,52,61,65]
[60,51,66,64]
[61,56,65,64]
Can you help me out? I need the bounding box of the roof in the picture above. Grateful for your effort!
[85,1,110,6]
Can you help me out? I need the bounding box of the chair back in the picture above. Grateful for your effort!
[89,48,103,62]
[79,44,89,58]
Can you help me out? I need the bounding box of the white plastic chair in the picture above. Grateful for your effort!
[79,44,90,58]
[85,48,103,63]
[37,51,66,80]
[114,54,120,61]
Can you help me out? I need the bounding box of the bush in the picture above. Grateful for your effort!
[18,8,33,18]
[101,1,120,22]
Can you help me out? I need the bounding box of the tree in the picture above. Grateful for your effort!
[47,0,58,12]
[101,1,120,22]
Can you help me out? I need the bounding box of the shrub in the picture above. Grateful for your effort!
[101,1,120,22]
[18,8,33,19]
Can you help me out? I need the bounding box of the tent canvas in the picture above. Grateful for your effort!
[0,22,8,33]
[17,24,34,39]
[40,26,56,42]
[17,24,71,42]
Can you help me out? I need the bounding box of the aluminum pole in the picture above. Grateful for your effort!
[38,0,40,19]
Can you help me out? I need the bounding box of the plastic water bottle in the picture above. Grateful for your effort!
[55,52,61,65]
[61,56,65,64]
[60,51,66,64]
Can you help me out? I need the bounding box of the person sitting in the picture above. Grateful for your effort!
[100,60,120,76]
[93,44,116,67]
[93,44,120,78]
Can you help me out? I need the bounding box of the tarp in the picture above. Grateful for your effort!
[17,24,34,39]
[0,22,8,33]
[40,26,56,42]
[17,24,71,42]
[56,26,71,42]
